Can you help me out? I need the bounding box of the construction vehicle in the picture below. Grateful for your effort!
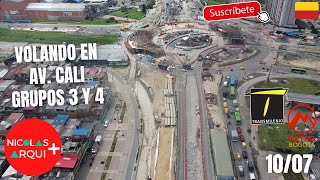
[120,24,130,31]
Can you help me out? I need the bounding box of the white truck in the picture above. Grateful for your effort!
[231,130,238,142]
[91,135,102,155]
[233,100,239,107]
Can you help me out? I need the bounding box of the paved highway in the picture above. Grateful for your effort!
[107,69,141,180]
[176,69,187,180]
[0,22,121,34]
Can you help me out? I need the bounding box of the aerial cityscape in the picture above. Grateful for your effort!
[0,0,319,180]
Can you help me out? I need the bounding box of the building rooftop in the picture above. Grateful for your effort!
[0,80,15,92]
[53,115,70,126]
[25,3,86,12]
[0,69,8,79]
[55,155,78,169]
[287,93,320,105]
[210,129,234,177]
[2,166,32,180]
[94,45,129,62]
[6,113,24,123]
[72,128,90,136]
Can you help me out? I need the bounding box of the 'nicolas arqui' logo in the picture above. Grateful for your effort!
[5,119,61,176]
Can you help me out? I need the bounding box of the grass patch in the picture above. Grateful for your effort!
[110,130,120,152]
[119,105,126,122]
[254,78,320,95]
[258,124,310,154]
[32,18,128,25]
[295,20,308,29]
[283,168,304,180]
[0,28,119,45]
[206,0,228,5]
[100,172,107,180]
[104,156,112,170]
[110,7,145,19]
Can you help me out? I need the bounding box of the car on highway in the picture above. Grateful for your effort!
[285,102,290,107]
[241,142,247,149]
[249,173,256,180]
[239,66,245,70]
[238,166,244,177]
[104,121,109,128]
[247,161,254,172]
[242,150,248,159]
[223,81,228,87]
[310,174,316,180]
[236,153,241,160]
[240,135,245,142]
[308,168,316,180]
[237,127,241,134]
[224,108,228,114]
[223,102,227,108]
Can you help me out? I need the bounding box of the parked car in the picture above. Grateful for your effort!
[240,135,245,142]
[237,127,241,134]
[239,66,245,70]
[236,153,241,160]
[242,150,248,159]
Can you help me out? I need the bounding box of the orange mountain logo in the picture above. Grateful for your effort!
[288,104,317,134]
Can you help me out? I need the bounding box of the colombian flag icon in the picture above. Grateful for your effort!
[295,2,319,20]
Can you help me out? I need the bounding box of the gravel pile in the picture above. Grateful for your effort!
[187,142,202,180]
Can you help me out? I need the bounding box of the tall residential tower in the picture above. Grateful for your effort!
[265,0,299,27]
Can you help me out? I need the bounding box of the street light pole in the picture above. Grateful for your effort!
[266,64,273,84]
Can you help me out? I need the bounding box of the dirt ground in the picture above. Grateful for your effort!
[112,66,131,79]
[0,42,28,59]
[203,74,226,127]
[136,62,167,179]
[139,62,166,120]
[277,56,320,70]
[155,128,174,180]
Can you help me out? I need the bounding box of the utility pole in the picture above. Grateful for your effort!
[266,64,273,84]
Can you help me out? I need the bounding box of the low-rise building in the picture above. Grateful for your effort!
[79,45,130,66]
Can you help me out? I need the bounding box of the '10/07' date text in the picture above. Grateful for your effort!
[266,154,312,174]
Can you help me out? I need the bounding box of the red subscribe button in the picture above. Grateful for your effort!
[203,1,262,21]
